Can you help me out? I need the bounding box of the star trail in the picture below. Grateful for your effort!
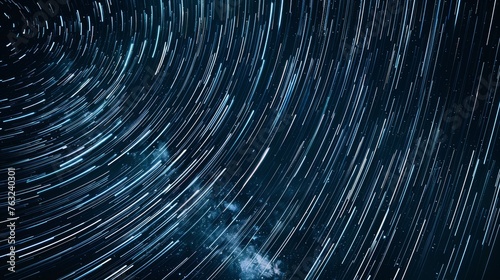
[0,0,499,279]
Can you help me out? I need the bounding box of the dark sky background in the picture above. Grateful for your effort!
[1,0,499,279]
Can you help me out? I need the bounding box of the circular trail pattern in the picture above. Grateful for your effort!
[1,0,499,279]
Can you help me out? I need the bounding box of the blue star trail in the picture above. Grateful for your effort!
[0,0,499,279]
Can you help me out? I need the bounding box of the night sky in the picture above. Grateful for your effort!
[1,0,499,279]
